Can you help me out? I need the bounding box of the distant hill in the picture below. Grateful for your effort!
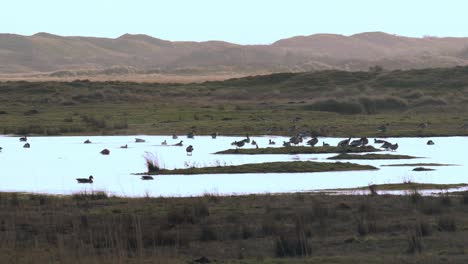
[2,32,468,77]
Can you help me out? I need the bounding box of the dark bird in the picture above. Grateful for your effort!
[283,141,291,147]
[337,137,351,148]
[0,147,2,151]
[120,144,128,149]
[377,124,388,132]
[349,138,363,147]
[251,140,257,145]
[174,140,183,146]
[389,143,399,151]
[322,142,330,147]
[100,149,110,155]
[374,139,387,144]
[141,175,154,180]
[84,139,91,144]
[19,136,27,142]
[23,143,30,148]
[172,134,178,139]
[211,132,218,139]
[307,137,318,147]
[186,145,194,156]
[161,140,168,145]
[76,175,93,184]
[187,131,195,139]
[231,141,245,148]
[268,139,276,145]
[380,141,392,150]
[427,140,435,145]
[135,138,145,143]
[241,134,250,143]
[360,137,369,146]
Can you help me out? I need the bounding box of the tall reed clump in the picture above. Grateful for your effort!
[144,152,161,173]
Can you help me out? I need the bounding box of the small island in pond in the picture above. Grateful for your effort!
[328,153,419,160]
[142,161,378,175]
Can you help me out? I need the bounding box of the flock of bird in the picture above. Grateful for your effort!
[1,132,437,184]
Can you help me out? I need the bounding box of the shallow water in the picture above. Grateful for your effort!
[0,135,466,196]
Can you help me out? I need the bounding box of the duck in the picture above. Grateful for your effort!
[427,140,435,145]
[172,134,178,139]
[389,143,399,151]
[349,138,363,147]
[268,139,276,145]
[76,175,93,184]
[161,140,168,145]
[23,143,30,148]
[283,141,291,147]
[187,131,195,139]
[174,140,183,146]
[186,145,194,156]
[322,142,330,147]
[141,175,154,180]
[19,136,27,142]
[380,141,392,150]
[135,138,145,143]
[211,132,218,139]
[84,139,91,144]
[120,144,128,149]
[100,149,110,155]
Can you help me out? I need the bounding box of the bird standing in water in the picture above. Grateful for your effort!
[186,145,194,156]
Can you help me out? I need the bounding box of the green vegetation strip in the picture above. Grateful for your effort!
[382,163,456,167]
[333,182,468,191]
[215,145,380,155]
[328,153,419,160]
[145,161,377,175]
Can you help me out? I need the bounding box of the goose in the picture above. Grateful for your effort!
[19,136,27,142]
[389,143,399,151]
[337,137,351,148]
[100,149,110,155]
[211,132,218,139]
[427,140,435,145]
[360,137,369,146]
[84,139,91,144]
[307,137,318,147]
[268,139,276,145]
[76,175,93,184]
[283,141,291,147]
[322,142,330,147]
[161,140,168,145]
[120,144,128,149]
[349,138,362,147]
[23,143,30,148]
[174,140,183,146]
[374,139,387,144]
[141,175,154,180]
[172,134,178,139]
[251,140,257,145]
[135,138,145,143]
[186,145,194,156]
[241,134,250,143]
[380,141,392,150]
[231,141,245,148]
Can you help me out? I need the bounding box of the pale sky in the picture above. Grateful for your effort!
[1,0,467,44]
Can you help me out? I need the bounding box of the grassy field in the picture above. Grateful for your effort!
[2,189,468,263]
[215,145,380,154]
[143,161,377,175]
[1,66,468,137]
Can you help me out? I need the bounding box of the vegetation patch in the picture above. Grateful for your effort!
[334,182,468,192]
[143,161,377,175]
[215,145,380,155]
[382,163,456,167]
[413,167,435,171]
[328,153,419,160]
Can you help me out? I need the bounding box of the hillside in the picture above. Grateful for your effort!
[2,32,468,80]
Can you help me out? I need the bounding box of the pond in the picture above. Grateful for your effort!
[0,135,466,196]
